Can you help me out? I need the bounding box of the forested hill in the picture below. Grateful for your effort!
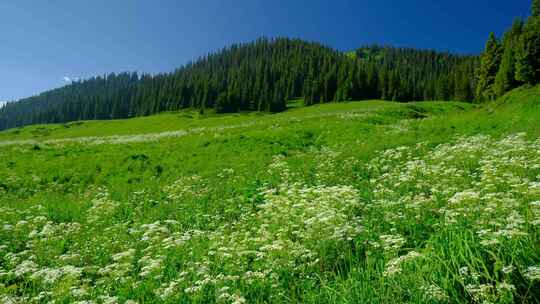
[0,38,478,131]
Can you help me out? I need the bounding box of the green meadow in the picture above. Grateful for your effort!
[1,86,539,303]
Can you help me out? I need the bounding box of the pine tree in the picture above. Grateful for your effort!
[475,33,502,102]
[436,75,450,100]
[455,73,473,101]
[494,19,523,97]
[533,0,540,17]
[515,14,540,84]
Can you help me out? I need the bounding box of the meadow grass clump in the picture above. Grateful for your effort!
[349,133,540,303]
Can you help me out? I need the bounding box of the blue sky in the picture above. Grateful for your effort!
[0,0,532,102]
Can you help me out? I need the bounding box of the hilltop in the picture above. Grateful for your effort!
[1,0,539,132]
[0,39,477,131]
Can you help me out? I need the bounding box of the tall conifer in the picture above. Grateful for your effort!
[494,19,523,97]
[475,33,502,102]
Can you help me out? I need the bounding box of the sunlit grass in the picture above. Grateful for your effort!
[0,86,539,303]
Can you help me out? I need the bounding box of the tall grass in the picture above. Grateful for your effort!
[0,86,539,303]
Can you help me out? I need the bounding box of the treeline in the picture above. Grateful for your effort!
[0,38,477,130]
[0,39,336,129]
[4,2,539,131]
[314,47,477,104]
[476,0,540,101]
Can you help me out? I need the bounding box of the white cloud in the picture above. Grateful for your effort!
[64,76,80,83]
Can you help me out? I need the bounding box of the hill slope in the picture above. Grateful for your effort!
[0,86,539,303]
[0,38,476,131]
[0,100,469,143]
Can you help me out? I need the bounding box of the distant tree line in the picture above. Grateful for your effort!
[0,38,478,130]
[319,47,477,105]
[4,1,538,130]
[476,0,540,102]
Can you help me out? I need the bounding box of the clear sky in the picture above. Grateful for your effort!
[0,0,532,102]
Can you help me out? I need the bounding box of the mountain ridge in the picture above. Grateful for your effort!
[0,38,477,131]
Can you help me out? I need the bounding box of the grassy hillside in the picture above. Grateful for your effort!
[0,86,539,303]
[0,100,407,141]
[0,38,477,131]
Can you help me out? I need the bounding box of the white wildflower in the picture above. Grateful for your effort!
[524,266,540,281]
